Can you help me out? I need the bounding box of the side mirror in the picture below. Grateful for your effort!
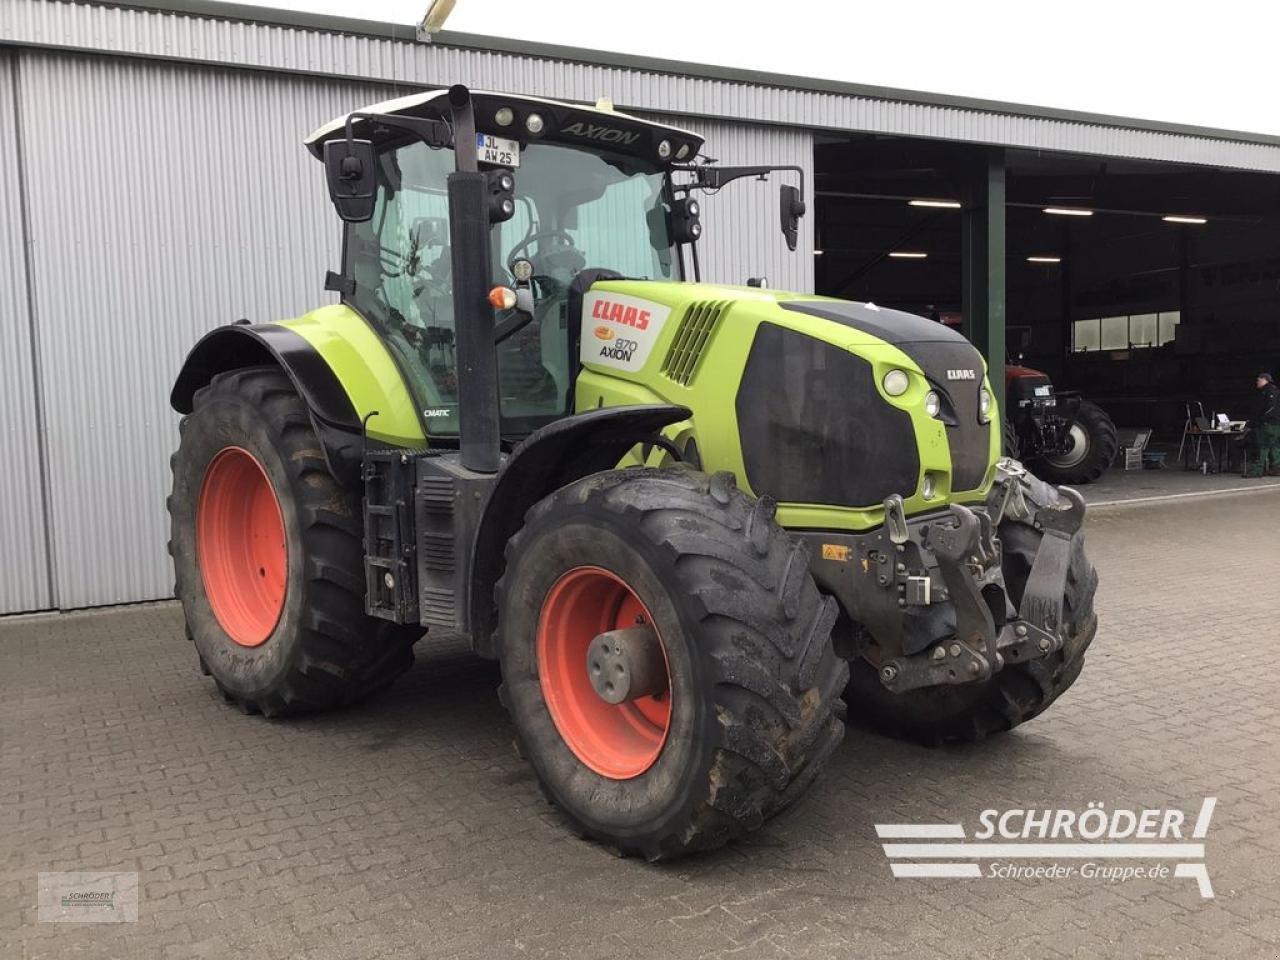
[323,138,377,222]
[779,184,805,251]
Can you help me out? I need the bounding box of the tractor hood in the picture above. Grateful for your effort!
[574,280,999,524]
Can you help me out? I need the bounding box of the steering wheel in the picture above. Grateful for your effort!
[506,229,576,275]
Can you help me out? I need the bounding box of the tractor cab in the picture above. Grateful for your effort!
[305,87,800,445]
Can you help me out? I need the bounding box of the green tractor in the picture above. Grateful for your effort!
[168,85,1098,858]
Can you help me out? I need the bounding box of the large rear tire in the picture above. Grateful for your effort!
[168,366,419,716]
[1032,400,1118,484]
[842,480,1097,745]
[496,469,847,859]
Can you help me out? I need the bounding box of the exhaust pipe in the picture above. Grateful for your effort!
[446,85,501,474]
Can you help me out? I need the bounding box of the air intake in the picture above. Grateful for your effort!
[660,300,728,386]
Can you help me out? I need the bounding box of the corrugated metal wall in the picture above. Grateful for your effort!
[1,48,809,612]
[0,51,54,614]
[13,50,403,609]
[7,0,1280,173]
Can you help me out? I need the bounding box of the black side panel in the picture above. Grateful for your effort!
[906,341,993,492]
[736,323,919,507]
[414,456,496,633]
[170,323,365,485]
[468,403,690,657]
[779,302,994,494]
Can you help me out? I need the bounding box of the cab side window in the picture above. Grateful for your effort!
[347,143,459,433]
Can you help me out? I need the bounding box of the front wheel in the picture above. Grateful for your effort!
[1033,400,1118,484]
[496,469,847,859]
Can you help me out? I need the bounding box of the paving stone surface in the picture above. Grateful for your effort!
[3,489,1278,959]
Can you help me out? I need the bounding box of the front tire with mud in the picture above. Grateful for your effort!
[496,469,848,859]
[168,366,419,716]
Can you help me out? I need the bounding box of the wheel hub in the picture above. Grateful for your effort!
[536,566,671,779]
[1044,423,1090,468]
[586,624,667,705]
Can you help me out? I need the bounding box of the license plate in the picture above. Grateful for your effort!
[477,133,520,167]
[1034,386,1051,397]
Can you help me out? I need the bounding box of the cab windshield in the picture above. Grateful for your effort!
[347,138,675,439]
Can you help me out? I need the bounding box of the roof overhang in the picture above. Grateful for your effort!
[304,88,705,169]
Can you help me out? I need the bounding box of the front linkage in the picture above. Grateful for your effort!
[801,459,1086,694]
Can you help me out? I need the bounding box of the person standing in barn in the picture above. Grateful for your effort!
[1248,372,1280,476]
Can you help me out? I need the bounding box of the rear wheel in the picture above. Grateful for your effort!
[497,468,847,859]
[842,483,1097,745]
[1033,400,1117,484]
[168,366,419,716]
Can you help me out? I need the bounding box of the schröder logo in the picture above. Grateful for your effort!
[593,325,614,341]
[876,797,1217,898]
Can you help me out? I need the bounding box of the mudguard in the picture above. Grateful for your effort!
[170,323,368,486]
[468,403,692,657]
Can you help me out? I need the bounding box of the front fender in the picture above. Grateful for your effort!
[468,403,692,657]
[172,306,427,487]
[171,322,368,487]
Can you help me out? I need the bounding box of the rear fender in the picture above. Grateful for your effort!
[171,323,369,486]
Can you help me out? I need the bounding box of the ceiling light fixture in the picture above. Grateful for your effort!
[1162,215,1207,225]
[1026,255,1062,264]
[813,249,824,255]
[908,199,962,209]
[1043,207,1093,217]
[888,251,928,259]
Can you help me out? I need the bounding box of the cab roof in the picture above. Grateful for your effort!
[305,88,705,169]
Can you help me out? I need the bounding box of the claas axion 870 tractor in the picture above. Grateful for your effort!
[169,86,1098,857]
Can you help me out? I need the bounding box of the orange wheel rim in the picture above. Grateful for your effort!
[196,446,287,647]
[536,566,672,779]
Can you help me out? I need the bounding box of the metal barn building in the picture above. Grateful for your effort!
[4,0,1280,614]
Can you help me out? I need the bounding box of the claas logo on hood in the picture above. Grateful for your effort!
[593,325,614,341]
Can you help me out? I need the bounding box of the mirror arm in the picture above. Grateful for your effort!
[671,163,805,200]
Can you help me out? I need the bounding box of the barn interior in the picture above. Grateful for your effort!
[814,135,1280,440]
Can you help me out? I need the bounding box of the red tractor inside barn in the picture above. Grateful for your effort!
[1004,365,1118,484]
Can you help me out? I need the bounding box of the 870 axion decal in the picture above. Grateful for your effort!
[580,292,670,373]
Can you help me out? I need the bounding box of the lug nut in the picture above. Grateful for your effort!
[1038,637,1051,652]
[949,643,962,658]
[932,646,946,660]
[1015,624,1027,637]
[967,661,981,676]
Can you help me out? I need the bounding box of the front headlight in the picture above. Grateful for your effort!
[979,386,993,422]
[924,390,941,418]
[883,369,910,397]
